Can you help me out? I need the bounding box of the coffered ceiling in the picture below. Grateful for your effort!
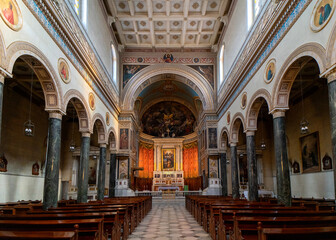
[105,0,232,50]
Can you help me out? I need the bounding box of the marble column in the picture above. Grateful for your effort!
[272,110,291,206]
[43,112,62,210]
[77,132,91,203]
[109,153,117,197]
[219,152,228,196]
[327,72,336,200]
[97,143,106,200]
[246,131,258,201]
[0,74,4,149]
[230,143,239,199]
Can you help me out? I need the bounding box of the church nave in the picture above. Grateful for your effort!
[128,199,211,240]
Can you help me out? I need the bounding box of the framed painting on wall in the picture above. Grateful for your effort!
[162,148,175,171]
[300,131,321,173]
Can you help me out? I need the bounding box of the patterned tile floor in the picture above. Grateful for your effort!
[128,198,211,240]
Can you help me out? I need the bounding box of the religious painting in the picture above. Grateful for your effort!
[88,156,97,185]
[0,154,7,172]
[163,53,174,63]
[32,162,39,175]
[123,65,148,88]
[58,58,70,84]
[264,59,275,83]
[141,101,196,137]
[300,131,321,173]
[209,158,218,178]
[119,159,128,179]
[241,92,247,109]
[311,0,335,32]
[162,149,175,171]
[189,65,214,88]
[106,112,110,126]
[293,161,300,174]
[322,153,332,170]
[120,128,129,150]
[88,93,95,110]
[208,128,218,149]
[0,0,22,31]
[227,111,231,125]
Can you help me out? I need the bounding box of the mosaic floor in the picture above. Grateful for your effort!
[128,198,211,240]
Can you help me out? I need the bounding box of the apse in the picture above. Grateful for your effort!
[141,101,196,137]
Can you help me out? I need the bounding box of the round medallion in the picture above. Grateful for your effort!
[194,58,200,63]
[106,112,110,126]
[264,59,276,84]
[311,0,335,32]
[241,92,247,110]
[0,0,23,31]
[137,57,143,63]
[88,92,95,110]
[58,58,71,84]
[227,111,231,125]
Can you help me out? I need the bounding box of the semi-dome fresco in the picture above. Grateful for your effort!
[141,101,196,137]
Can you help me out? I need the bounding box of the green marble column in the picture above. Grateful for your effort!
[77,132,91,203]
[327,76,336,201]
[273,111,291,206]
[97,144,106,200]
[109,153,117,198]
[246,131,258,202]
[220,152,228,196]
[230,143,239,199]
[43,112,62,210]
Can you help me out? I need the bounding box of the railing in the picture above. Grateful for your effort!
[135,190,203,198]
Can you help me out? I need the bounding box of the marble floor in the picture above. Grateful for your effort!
[128,198,211,240]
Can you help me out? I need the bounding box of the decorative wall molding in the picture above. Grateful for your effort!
[217,0,313,118]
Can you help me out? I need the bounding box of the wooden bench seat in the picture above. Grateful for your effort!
[0,230,76,240]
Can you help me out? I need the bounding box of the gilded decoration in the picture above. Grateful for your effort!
[311,0,335,32]
[88,92,95,110]
[264,59,276,83]
[57,58,71,84]
[0,0,22,31]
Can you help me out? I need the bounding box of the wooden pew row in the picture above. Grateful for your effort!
[231,215,336,240]
[0,231,76,240]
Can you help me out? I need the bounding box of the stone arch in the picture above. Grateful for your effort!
[63,89,91,133]
[272,43,327,110]
[122,64,215,111]
[326,21,336,66]
[139,97,198,120]
[230,112,246,143]
[107,127,117,150]
[92,113,107,144]
[4,41,63,112]
[219,126,230,150]
[246,89,272,131]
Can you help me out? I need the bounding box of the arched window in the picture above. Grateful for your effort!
[248,0,267,30]
[218,44,225,86]
[111,44,118,85]
[69,0,88,27]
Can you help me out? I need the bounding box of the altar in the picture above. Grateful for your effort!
[152,170,184,191]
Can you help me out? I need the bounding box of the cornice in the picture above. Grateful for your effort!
[23,0,120,115]
[216,0,312,118]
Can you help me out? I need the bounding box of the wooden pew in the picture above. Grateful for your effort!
[0,231,77,240]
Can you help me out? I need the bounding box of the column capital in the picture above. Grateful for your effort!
[48,110,65,120]
[229,142,237,147]
[270,109,287,118]
[81,132,91,138]
[320,65,336,83]
[245,130,255,136]
[100,143,107,148]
